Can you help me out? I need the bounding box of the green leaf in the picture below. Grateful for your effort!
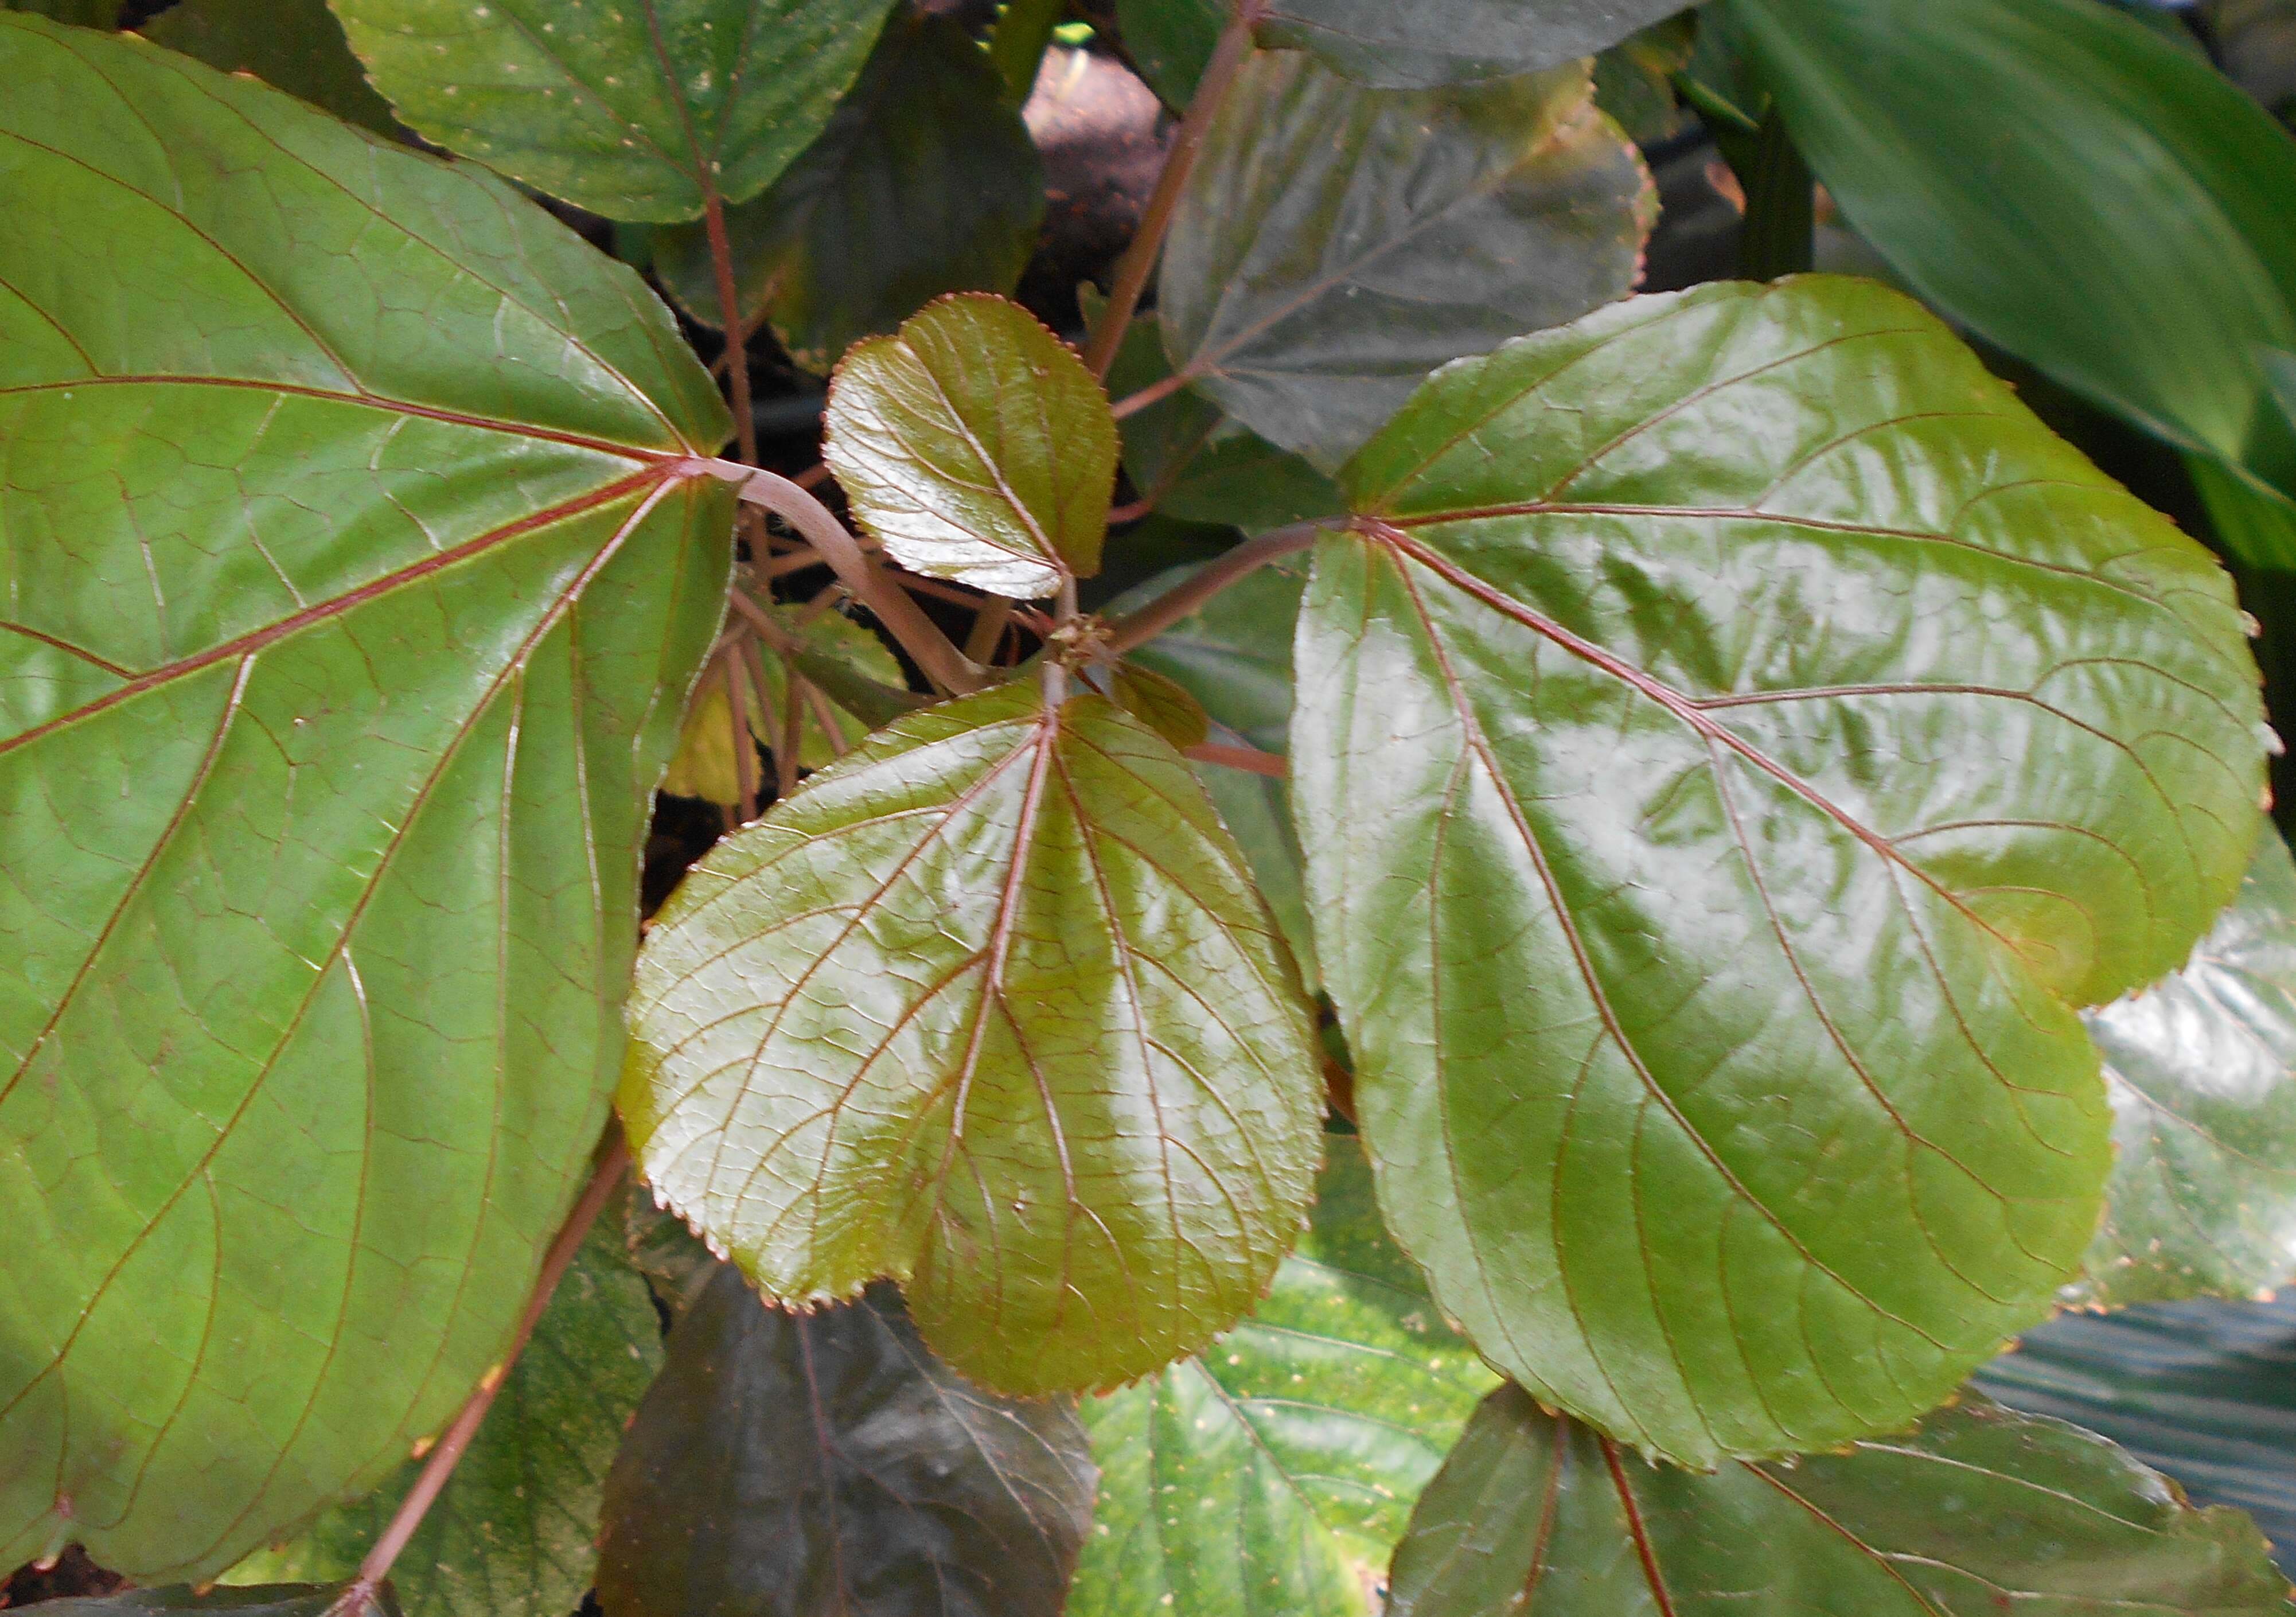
[1254,0,1694,90]
[1159,51,1654,473]
[1729,0,2296,504]
[0,16,731,1579]
[1069,1137,1496,1617]
[619,681,1325,1393]
[1113,0,1223,109]
[222,1219,666,1617]
[142,0,396,133]
[1975,1295,2296,1571]
[1293,277,2268,1466]
[596,1268,1096,1617]
[1591,15,1696,146]
[660,603,902,803]
[0,0,114,23]
[2193,453,2296,572]
[1109,662,1211,752]
[35,1587,399,1617]
[1385,1386,2292,1617]
[2073,828,2296,1308]
[328,0,899,223]
[1192,745,1319,990]
[654,13,1046,374]
[827,295,1121,598]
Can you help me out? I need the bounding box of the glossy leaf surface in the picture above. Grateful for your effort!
[39,1587,397,1617]
[620,682,1324,1393]
[224,1219,664,1617]
[1730,0,2296,502]
[655,13,1044,374]
[1255,0,1693,90]
[329,0,898,222]
[0,17,731,1578]
[597,1268,1095,1617]
[1069,1137,1495,1617]
[143,0,395,133]
[1976,1295,2296,1573]
[1295,277,2267,1464]
[1160,51,1652,472]
[2073,829,2296,1307]
[1386,1387,2291,1616]
[827,295,1120,598]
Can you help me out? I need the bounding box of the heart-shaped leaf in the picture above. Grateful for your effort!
[1160,50,1654,472]
[1255,0,1695,90]
[328,0,899,222]
[0,17,730,1579]
[654,13,1045,375]
[825,295,1120,599]
[2072,828,2296,1308]
[619,681,1324,1393]
[597,1268,1095,1617]
[1385,1388,2291,1617]
[1293,276,2267,1466]
[1069,1136,1496,1617]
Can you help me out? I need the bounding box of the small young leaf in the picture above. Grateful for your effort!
[2072,828,2296,1308]
[1109,663,1211,751]
[223,1221,666,1617]
[329,0,899,222]
[142,0,396,133]
[1296,278,2267,1466]
[661,604,902,804]
[1069,1137,1496,1617]
[655,14,1046,374]
[34,1587,399,1617]
[619,682,1324,1393]
[1255,0,1697,90]
[826,295,1121,598]
[0,16,730,1579]
[1160,52,1653,472]
[597,1269,1096,1617]
[1385,1388,2291,1617]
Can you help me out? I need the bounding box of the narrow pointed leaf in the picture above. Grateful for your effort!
[223,1219,666,1617]
[1160,52,1653,472]
[826,295,1120,598]
[38,1587,399,1617]
[597,1268,1095,1617]
[0,17,731,1579]
[655,13,1046,374]
[1255,0,1694,89]
[1386,1387,2291,1617]
[1069,1137,1496,1617]
[2073,828,2296,1307]
[142,0,396,133]
[619,682,1324,1393]
[1295,277,2267,1465]
[328,0,899,222]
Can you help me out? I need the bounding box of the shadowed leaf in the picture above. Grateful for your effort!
[1255,0,1694,89]
[142,0,395,133]
[36,1587,399,1617]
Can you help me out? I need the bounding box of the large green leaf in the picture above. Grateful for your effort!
[0,16,731,1579]
[1975,1295,2296,1572]
[826,295,1120,599]
[596,1267,1095,1617]
[223,1218,665,1617]
[654,13,1045,375]
[1729,0,2296,504]
[619,681,1324,1394]
[1,0,113,22]
[1293,276,2268,1466]
[1254,0,1693,90]
[1113,0,1223,109]
[36,1587,397,1617]
[1385,1386,2291,1616]
[328,0,898,222]
[1069,1136,1495,1617]
[1159,50,1652,473]
[2073,828,2296,1307]
[142,0,396,134]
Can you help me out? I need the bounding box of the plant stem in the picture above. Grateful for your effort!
[701,193,759,467]
[965,597,1015,664]
[1187,739,1287,777]
[1099,518,1330,656]
[702,461,987,695]
[343,1133,631,1614]
[1079,2,1260,378]
[988,0,1066,104]
[723,648,761,822]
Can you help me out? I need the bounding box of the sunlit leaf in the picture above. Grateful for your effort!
[1069,1137,1495,1617]
[1386,1388,2291,1616]
[826,294,1120,598]
[620,682,1324,1393]
[1295,276,2267,1465]
[1160,50,1652,472]
[1254,0,1694,91]
[654,13,1044,373]
[0,17,731,1579]
[142,0,395,133]
[329,0,899,222]
[597,1268,1094,1617]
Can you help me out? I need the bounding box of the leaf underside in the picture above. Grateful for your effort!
[1256,0,1699,89]
[1295,276,2266,1466]
[620,682,1326,1394]
[0,17,731,1579]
